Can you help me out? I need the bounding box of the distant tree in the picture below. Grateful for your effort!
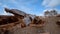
[50,10,58,16]
[44,10,58,17]
[44,10,50,16]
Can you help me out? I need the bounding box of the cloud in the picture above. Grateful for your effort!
[3,11,8,15]
[2,9,13,15]
[54,8,60,14]
[2,5,9,14]
[0,3,10,15]
[2,5,9,8]
[1,4,11,15]
[2,12,13,15]
[0,3,2,5]
[12,0,38,14]
[0,2,9,8]
[39,14,44,16]
[17,6,34,14]
[3,8,13,15]
[10,0,18,4]
[42,0,60,7]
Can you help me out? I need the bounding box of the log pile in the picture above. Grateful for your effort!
[56,20,60,25]
[29,16,45,27]
[0,8,45,34]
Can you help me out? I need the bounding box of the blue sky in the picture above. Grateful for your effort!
[0,0,60,16]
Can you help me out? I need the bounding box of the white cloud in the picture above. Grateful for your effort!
[17,6,34,14]
[1,4,11,15]
[42,0,50,6]
[54,9,60,14]
[42,0,60,7]
[0,3,2,5]
[39,14,44,16]
[0,2,9,8]
[4,11,8,15]
[2,5,9,8]
[13,0,38,14]
[10,0,18,4]
[3,9,13,15]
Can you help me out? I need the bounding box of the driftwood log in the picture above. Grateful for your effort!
[29,16,45,27]
[0,16,26,34]
[56,20,60,25]
[0,8,27,34]
[0,8,45,34]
